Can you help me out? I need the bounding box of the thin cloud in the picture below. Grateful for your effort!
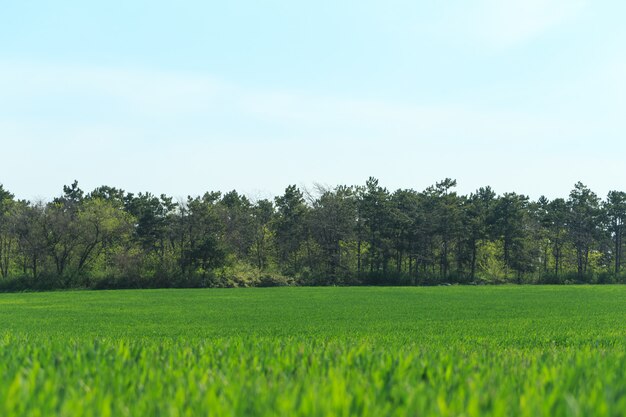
[0,60,593,146]
[0,60,617,201]
[448,0,587,49]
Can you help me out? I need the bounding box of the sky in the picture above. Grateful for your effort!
[1,0,625,201]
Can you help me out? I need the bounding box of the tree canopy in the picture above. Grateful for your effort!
[0,180,624,290]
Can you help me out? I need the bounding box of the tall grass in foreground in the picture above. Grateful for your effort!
[0,286,625,416]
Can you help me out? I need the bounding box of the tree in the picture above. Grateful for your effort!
[219,191,255,261]
[54,180,84,208]
[604,191,626,275]
[358,178,392,279]
[44,181,87,278]
[11,201,48,279]
[310,185,357,282]
[464,187,496,281]
[75,197,134,274]
[545,198,568,278]
[567,182,601,280]
[1,178,625,289]
[0,185,15,278]
[273,185,309,276]
[428,179,463,280]
[251,199,274,271]
[492,192,531,280]
[87,185,126,209]
[124,192,176,267]
[180,193,226,278]
[389,188,420,278]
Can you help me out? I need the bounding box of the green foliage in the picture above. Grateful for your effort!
[477,240,507,283]
[1,179,625,289]
[273,185,309,275]
[212,260,293,287]
[2,287,626,415]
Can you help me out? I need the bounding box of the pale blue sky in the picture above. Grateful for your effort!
[1,0,625,201]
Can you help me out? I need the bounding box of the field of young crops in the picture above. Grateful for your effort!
[1,286,626,416]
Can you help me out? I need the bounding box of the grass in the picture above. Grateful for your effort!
[1,286,626,416]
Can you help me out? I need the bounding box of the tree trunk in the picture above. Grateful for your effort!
[357,237,361,277]
[615,227,622,275]
[470,239,477,280]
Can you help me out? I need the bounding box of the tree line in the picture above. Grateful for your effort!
[0,178,624,290]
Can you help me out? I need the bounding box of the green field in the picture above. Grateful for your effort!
[1,286,626,416]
